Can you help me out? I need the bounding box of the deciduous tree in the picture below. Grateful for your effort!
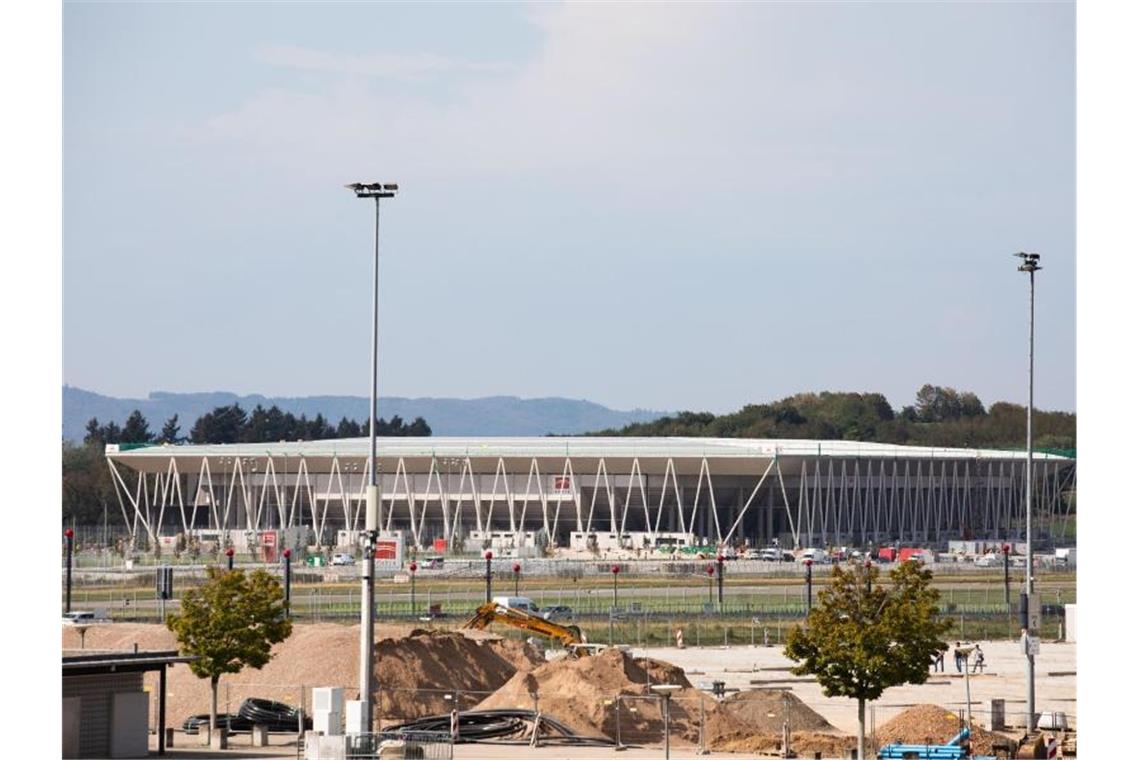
[166,568,292,736]
[784,561,952,760]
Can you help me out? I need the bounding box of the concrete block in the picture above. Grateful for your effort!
[304,732,346,760]
[210,728,228,750]
[251,724,269,747]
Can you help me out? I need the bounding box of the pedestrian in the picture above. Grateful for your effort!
[954,641,963,672]
[935,646,946,672]
[763,627,770,647]
[973,645,985,673]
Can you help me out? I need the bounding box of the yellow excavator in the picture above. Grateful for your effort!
[462,602,593,655]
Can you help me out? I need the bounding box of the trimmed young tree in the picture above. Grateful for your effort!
[784,561,952,760]
[166,567,293,736]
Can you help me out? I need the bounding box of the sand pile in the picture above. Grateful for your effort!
[62,623,541,727]
[475,648,745,744]
[376,628,544,720]
[713,731,860,756]
[715,689,836,734]
[875,704,1006,757]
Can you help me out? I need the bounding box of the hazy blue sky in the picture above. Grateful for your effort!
[63,2,1075,414]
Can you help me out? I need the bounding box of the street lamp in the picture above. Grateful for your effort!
[347,179,398,735]
[804,558,813,616]
[225,547,235,571]
[484,551,493,603]
[282,548,292,618]
[1015,250,1041,725]
[512,562,521,596]
[705,564,715,605]
[650,684,682,760]
[64,528,74,614]
[409,561,417,614]
[716,554,725,609]
[611,564,621,607]
[1002,544,1011,607]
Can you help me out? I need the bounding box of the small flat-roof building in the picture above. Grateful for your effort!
[105,436,1075,551]
[62,649,195,758]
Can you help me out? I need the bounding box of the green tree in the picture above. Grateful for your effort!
[121,409,154,444]
[159,415,181,444]
[166,567,292,735]
[784,561,952,760]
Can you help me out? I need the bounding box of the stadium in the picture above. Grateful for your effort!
[103,437,1075,553]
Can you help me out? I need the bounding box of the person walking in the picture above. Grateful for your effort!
[935,646,946,672]
[972,645,985,673]
[954,641,963,672]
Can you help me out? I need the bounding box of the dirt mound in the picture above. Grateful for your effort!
[714,730,860,756]
[875,704,1005,757]
[62,623,539,728]
[475,648,740,743]
[376,629,544,720]
[714,689,836,734]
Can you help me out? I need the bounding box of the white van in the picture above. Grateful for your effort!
[491,596,542,616]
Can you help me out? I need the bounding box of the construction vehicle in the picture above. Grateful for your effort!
[463,601,591,654]
[877,727,998,759]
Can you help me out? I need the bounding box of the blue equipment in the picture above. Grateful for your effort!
[877,727,997,759]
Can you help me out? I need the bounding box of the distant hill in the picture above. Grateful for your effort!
[62,386,669,441]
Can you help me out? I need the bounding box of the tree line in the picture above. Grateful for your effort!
[64,405,431,526]
[587,384,1076,453]
[82,404,431,446]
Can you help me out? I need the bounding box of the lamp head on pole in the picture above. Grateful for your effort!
[1014,251,1042,273]
[409,561,417,573]
[512,562,521,574]
[611,564,620,575]
[346,182,399,199]
[706,565,715,576]
[65,528,74,539]
[484,550,493,561]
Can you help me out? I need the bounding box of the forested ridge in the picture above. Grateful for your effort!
[586,384,1075,453]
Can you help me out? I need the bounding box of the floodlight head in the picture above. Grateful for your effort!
[651,684,682,696]
[1014,251,1042,273]
[345,181,399,199]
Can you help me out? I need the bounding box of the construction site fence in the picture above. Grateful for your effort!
[345,731,452,760]
[152,680,1074,758]
[363,688,1076,755]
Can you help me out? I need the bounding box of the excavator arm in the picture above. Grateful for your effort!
[463,602,588,652]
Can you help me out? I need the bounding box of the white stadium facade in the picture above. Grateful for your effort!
[104,437,1076,552]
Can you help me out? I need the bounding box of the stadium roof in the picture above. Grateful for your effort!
[107,436,1072,474]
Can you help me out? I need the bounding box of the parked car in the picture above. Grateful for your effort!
[63,610,110,625]
[974,555,1000,568]
[541,605,573,621]
[331,553,355,566]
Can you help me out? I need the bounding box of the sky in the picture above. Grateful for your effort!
[62,1,1075,414]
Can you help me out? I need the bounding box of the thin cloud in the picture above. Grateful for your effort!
[256,44,514,81]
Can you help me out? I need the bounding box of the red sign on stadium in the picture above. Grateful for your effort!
[374,539,399,560]
[552,476,571,492]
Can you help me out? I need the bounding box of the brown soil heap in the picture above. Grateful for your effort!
[714,730,860,757]
[875,704,1006,757]
[476,648,753,744]
[62,623,542,727]
[375,628,544,720]
[715,689,836,734]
